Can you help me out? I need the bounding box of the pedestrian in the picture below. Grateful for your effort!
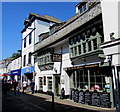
[3,80,8,96]
[13,79,18,95]
[22,79,28,93]
[30,79,35,94]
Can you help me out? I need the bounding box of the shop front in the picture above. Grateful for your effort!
[21,66,34,82]
[66,63,114,108]
[10,69,21,81]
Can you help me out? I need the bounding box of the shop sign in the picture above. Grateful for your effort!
[52,54,62,62]
[67,64,98,70]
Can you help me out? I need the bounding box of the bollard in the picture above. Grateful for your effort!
[52,92,54,112]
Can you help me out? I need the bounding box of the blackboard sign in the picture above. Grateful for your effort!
[84,90,92,105]
[74,89,79,103]
[79,90,85,104]
[92,90,100,107]
[71,89,75,101]
[100,92,111,108]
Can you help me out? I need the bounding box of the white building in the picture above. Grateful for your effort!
[100,0,120,111]
[21,13,62,85]
[9,57,21,81]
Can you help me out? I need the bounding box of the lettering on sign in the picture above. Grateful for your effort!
[52,54,62,62]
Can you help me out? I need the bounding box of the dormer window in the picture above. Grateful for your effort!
[78,2,88,15]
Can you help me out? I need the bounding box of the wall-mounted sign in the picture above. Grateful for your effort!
[52,54,62,62]
[67,64,98,71]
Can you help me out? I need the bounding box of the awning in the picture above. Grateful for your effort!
[2,73,9,76]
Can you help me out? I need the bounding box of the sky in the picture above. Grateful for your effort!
[2,2,79,60]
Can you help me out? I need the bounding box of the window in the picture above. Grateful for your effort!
[23,55,26,67]
[48,77,52,91]
[28,52,31,64]
[39,77,43,90]
[74,46,77,56]
[83,43,86,53]
[29,33,32,44]
[78,45,81,54]
[88,41,91,51]
[24,38,26,48]
[93,39,97,50]
[78,3,88,15]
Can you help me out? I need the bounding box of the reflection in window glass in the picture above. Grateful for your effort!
[93,39,97,50]
[78,45,81,54]
[70,48,74,57]
[74,47,77,56]
[88,41,91,51]
[83,43,86,53]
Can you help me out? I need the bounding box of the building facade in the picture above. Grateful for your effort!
[21,13,62,87]
[33,0,117,109]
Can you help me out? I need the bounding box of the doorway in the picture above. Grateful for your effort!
[55,76,60,96]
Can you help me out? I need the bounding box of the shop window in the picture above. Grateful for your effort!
[39,77,43,89]
[48,77,52,91]
[93,38,97,50]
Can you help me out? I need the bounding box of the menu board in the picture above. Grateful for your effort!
[92,91,100,107]
[74,89,79,103]
[100,92,111,108]
[79,90,85,104]
[71,89,75,101]
[84,90,91,105]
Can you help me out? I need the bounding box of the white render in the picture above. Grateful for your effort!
[100,1,119,41]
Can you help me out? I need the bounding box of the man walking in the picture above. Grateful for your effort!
[30,79,35,94]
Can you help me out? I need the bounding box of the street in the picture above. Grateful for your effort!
[2,92,47,112]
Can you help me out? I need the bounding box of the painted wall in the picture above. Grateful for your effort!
[101,1,119,42]
[54,42,72,95]
[35,20,50,44]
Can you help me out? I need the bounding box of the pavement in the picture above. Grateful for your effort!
[2,89,116,112]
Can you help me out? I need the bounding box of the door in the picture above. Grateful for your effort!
[55,76,60,96]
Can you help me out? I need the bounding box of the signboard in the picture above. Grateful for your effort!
[84,90,92,105]
[67,64,98,71]
[92,90,100,107]
[74,89,79,103]
[100,92,111,108]
[52,54,62,62]
[79,90,85,104]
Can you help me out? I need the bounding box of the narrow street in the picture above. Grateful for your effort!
[1,88,115,112]
[2,92,47,112]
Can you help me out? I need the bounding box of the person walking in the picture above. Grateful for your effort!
[22,79,28,93]
[30,79,35,94]
[13,79,18,95]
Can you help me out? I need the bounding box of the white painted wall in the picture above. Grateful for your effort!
[35,20,50,43]
[100,1,119,42]
[54,43,72,95]
[10,57,21,70]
